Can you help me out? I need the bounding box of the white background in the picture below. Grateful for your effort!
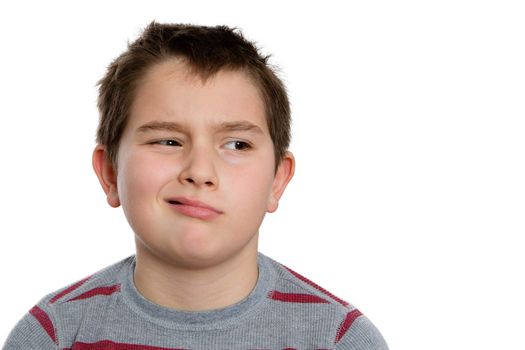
[1,1,524,349]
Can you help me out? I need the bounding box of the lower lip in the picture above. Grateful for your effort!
[169,203,221,220]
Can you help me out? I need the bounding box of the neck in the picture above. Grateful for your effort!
[133,238,259,312]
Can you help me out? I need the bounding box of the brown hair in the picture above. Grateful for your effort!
[96,21,291,170]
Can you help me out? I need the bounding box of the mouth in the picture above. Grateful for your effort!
[166,197,223,220]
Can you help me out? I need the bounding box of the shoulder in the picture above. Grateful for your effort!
[262,254,388,349]
[264,254,352,308]
[333,315,389,350]
[3,256,134,349]
[41,255,132,308]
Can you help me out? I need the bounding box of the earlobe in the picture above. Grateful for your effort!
[267,151,295,213]
[92,145,120,208]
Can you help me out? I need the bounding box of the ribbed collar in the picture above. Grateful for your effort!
[119,253,276,330]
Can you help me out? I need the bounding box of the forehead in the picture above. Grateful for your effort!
[127,59,268,134]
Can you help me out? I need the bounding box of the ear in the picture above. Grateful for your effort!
[92,145,120,208]
[267,151,295,213]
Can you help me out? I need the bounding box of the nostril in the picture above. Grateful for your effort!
[183,177,215,186]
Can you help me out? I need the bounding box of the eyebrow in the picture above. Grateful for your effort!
[136,121,188,134]
[214,121,264,134]
[136,120,264,135]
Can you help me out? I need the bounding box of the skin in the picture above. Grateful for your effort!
[92,59,295,311]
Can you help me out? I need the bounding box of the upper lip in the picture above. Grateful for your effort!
[167,197,223,214]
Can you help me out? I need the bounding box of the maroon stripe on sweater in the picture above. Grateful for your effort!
[268,291,329,304]
[66,284,121,302]
[283,265,349,307]
[64,340,187,350]
[335,309,363,344]
[29,305,57,344]
[49,275,92,304]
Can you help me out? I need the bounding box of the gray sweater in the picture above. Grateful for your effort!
[3,253,388,350]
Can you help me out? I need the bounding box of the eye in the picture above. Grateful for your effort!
[155,139,182,147]
[224,140,251,151]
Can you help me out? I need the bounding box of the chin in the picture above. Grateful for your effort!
[160,233,232,269]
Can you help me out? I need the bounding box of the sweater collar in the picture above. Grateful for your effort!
[119,253,275,330]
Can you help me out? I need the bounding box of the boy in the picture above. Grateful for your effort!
[3,22,388,350]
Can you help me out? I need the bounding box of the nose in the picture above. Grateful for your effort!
[178,146,219,189]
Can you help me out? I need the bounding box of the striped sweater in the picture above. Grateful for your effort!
[3,253,388,350]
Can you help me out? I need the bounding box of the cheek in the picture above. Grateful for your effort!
[117,151,176,211]
[225,159,275,212]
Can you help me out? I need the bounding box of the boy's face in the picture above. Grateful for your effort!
[93,59,294,269]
